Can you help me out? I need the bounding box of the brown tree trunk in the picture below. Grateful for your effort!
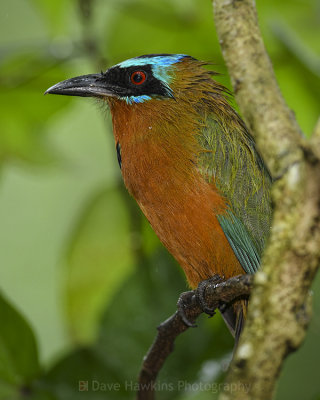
[212,1,320,399]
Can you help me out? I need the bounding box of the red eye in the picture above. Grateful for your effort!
[131,71,146,85]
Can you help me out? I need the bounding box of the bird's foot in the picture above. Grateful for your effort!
[177,291,198,328]
[196,275,224,317]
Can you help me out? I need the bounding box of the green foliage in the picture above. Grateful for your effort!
[0,0,319,399]
[65,187,134,343]
[0,53,71,164]
[95,249,232,398]
[0,293,40,399]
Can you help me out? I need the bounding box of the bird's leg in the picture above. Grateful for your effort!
[196,275,224,317]
[177,275,252,327]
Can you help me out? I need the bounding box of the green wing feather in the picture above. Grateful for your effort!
[217,211,260,274]
[196,111,272,274]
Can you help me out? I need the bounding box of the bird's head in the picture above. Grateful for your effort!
[45,54,215,105]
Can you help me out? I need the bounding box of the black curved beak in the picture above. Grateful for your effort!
[45,73,117,98]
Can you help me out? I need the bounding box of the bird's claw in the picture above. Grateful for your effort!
[196,275,224,317]
[177,291,198,328]
[177,276,227,326]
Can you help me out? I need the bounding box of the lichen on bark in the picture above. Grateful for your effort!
[212,1,320,399]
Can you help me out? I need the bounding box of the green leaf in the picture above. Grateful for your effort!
[95,248,233,399]
[64,187,134,344]
[42,348,123,400]
[0,292,40,396]
[0,52,72,165]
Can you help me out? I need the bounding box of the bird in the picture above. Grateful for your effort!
[46,54,272,341]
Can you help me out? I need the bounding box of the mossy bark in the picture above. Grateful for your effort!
[213,1,320,399]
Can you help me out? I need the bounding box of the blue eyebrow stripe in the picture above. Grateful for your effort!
[117,55,187,68]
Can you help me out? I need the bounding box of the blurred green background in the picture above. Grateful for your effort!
[0,0,319,399]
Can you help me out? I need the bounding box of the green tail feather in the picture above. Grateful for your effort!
[217,210,260,274]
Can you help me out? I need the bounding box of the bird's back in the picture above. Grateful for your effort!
[196,104,272,275]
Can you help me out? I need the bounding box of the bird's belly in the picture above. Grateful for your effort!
[126,171,244,288]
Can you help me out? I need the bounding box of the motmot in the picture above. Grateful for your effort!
[46,54,272,340]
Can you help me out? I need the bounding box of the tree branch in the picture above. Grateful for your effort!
[136,275,253,400]
[213,0,303,177]
[212,1,320,400]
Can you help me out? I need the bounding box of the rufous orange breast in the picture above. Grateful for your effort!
[108,98,243,288]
